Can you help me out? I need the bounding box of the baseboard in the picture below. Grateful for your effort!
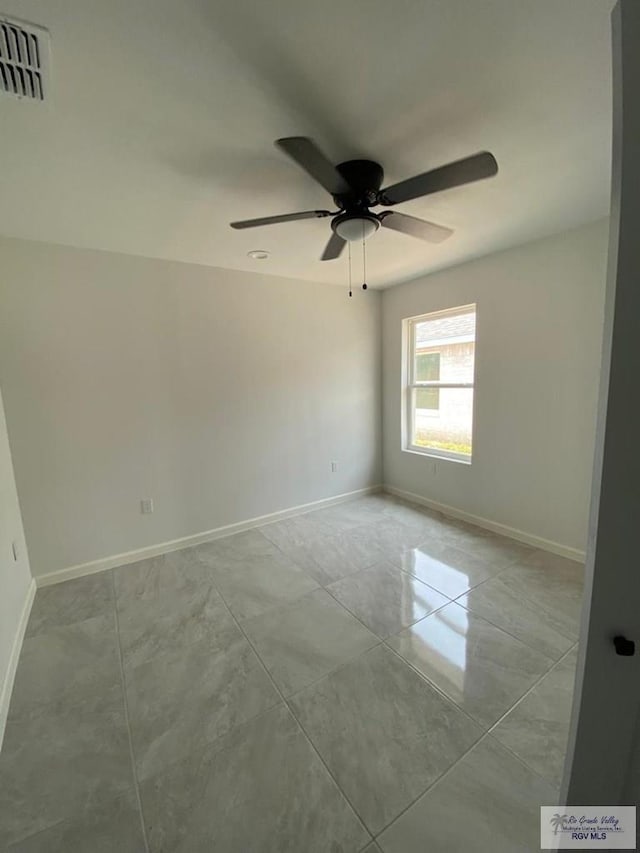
[0,578,36,751]
[36,485,383,588]
[384,484,586,562]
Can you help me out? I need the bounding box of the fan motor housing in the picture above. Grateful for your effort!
[334,159,384,209]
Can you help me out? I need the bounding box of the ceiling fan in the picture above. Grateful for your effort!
[230,137,498,260]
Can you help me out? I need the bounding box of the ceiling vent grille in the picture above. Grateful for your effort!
[0,16,50,101]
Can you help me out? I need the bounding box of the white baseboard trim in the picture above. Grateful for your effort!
[0,578,36,751]
[384,484,586,562]
[36,485,383,588]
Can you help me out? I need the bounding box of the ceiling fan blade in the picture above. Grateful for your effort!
[276,137,351,196]
[321,232,347,261]
[230,210,333,229]
[379,151,498,206]
[380,211,453,243]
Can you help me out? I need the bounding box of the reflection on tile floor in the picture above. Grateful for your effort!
[0,493,584,852]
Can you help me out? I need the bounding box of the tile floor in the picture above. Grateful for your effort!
[0,494,584,852]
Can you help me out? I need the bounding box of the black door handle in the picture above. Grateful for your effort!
[613,635,635,656]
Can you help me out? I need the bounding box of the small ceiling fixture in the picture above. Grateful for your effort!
[247,249,270,260]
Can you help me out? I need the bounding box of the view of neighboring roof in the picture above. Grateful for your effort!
[416,311,475,345]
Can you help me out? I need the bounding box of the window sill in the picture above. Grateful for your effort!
[402,446,472,465]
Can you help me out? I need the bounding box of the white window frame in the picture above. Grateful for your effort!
[403,304,476,464]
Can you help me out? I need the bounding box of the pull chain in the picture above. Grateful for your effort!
[362,222,368,291]
[348,241,352,297]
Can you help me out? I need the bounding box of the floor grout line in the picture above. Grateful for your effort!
[373,595,568,730]
[110,569,151,853]
[380,639,568,798]
[370,713,562,845]
[370,720,489,843]
[208,579,375,847]
[370,641,574,842]
[381,639,487,729]
[477,641,580,793]
[486,641,578,737]
[281,633,385,704]
[446,571,580,657]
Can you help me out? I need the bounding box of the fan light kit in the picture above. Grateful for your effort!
[231,137,498,295]
[334,214,379,242]
[247,250,270,260]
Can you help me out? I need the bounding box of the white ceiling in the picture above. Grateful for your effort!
[0,0,613,288]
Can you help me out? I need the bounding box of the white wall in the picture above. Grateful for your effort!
[0,237,381,578]
[382,220,608,553]
[0,385,33,743]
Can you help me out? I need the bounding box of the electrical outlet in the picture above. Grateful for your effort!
[140,498,154,514]
[330,461,338,473]
[12,541,19,562]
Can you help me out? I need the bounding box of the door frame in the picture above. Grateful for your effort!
[562,0,640,806]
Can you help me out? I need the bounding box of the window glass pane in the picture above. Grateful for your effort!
[412,387,473,457]
[415,351,440,382]
[414,309,475,384]
[415,387,440,411]
[440,341,475,384]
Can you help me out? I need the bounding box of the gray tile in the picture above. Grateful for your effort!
[521,549,584,575]
[125,634,281,780]
[205,550,319,621]
[113,549,216,603]
[377,498,442,529]
[440,522,534,570]
[364,519,428,561]
[387,602,554,728]
[336,526,397,571]
[0,686,134,848]
[1,498,579,853]
[26,573,113,637]
[117,583,238,669]
[9,613,121,721]
[289,645,482,834]
[492,651,578,791]
[459,575,576,660]
[7,793,145,853]
[378,736,556,853]
[498,551,584,638]
[260,514,326,550]
[327,562,450,639]
[304,502,379,534]
[315,497,389,529]
[359,494,407,515]
[283,527,387,586]
[140,705,370,853]
[394,540,497,598]
[268,541,334,586]
[243,588,379,695]
[397,511,456,544]
[194,528,278,564]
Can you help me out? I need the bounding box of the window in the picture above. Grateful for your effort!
[404,304,476,462]
[415,352,440,410]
